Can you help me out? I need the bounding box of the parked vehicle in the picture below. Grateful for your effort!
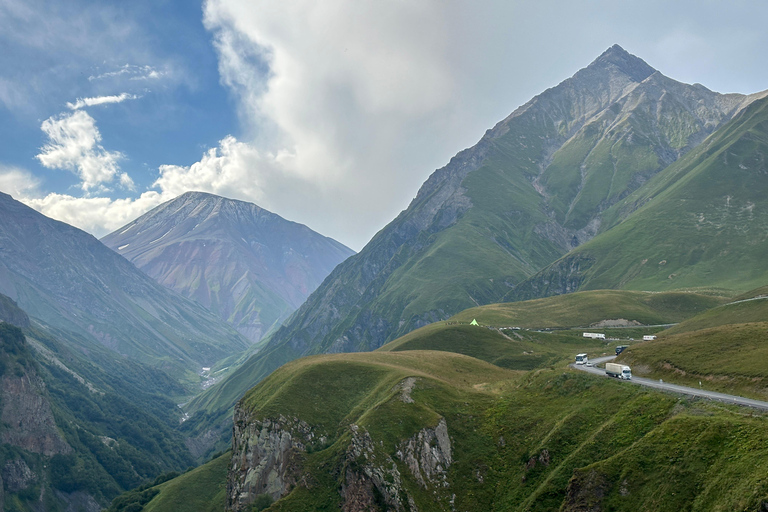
[605,362,632,380]
[575,353,588,365]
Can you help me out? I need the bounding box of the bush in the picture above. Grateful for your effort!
[252,493,274,511]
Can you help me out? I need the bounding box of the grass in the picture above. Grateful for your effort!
[521,96,768,296]
[142,343,768,511]
[141,453,229,512]
[663,295,768,335]
[449,289,725,328]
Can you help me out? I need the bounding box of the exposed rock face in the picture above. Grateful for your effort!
[1,372,71,456]
[562,469,611,512]
[227,411,315,511]
[342,425,406,512]
[341,419,453,512]
[227,401,454,511]
[2,458,36,493]
[397,418,452,490]
[0,293,30,328]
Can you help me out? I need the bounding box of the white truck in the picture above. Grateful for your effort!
[583,332,605,339]
[605,362,632,380]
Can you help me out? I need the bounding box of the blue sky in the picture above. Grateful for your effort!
[2,0,768,251]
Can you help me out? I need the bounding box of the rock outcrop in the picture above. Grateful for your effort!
[342,424,406,512]
[1,372,71,457]
[227,411,317,511]
[227,399,454,512]
[397,418,452,490]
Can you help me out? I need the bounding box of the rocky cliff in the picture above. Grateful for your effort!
[227,407,453,511]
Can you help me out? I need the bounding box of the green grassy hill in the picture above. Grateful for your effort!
[132,348,768,511]
[449,289,725,328]
[619,322,768,400]
[139,454,229,512]
[183,289,719,451]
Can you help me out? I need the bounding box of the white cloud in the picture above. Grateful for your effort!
[0,166,42,198]
[196,0,469,248]
[22,191,166,238]
[36,110,129,192]
[88,64,167,82]
[66,93,139,110]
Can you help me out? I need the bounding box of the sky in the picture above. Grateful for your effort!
[1,0,767,251]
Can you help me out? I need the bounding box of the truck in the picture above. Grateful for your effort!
[583,332,605,339]
[575,353,588,365]
[643,335,657,341]
[605,362,632,380]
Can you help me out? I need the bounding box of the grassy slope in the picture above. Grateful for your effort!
[147,353,768,511]
[520,96,768,297]
[142,453,229,512]
[619,322,768,400]
[449,289,725,327]
[182,289,724,448]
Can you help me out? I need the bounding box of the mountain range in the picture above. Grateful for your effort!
[184,45,768,433]
[0,192,251,384]
[101,191,354,344]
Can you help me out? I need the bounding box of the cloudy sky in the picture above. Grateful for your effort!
[2,0,767,251]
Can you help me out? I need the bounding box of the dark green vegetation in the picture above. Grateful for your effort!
[102,192,354,345]
[0,298,196,511]
[518,93,768,298]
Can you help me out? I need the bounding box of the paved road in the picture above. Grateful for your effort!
[572,355,768,411]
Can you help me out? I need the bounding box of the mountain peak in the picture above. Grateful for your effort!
[589,44,656,83]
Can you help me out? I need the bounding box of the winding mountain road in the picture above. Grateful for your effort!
[573,355,768,411]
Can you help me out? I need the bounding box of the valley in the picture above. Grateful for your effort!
[1,43,768,511]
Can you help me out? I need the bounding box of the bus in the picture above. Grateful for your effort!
[575,353,588,365]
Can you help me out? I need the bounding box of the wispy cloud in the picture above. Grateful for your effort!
[0,165,42,198]
[36,110,132,192]
[66,93,139,110]
[88,64,166,82]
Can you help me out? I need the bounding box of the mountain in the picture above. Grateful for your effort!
[101,191,354,344]
[190,45,766,418]
[0,192,249,384]
[513,93,768,299]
